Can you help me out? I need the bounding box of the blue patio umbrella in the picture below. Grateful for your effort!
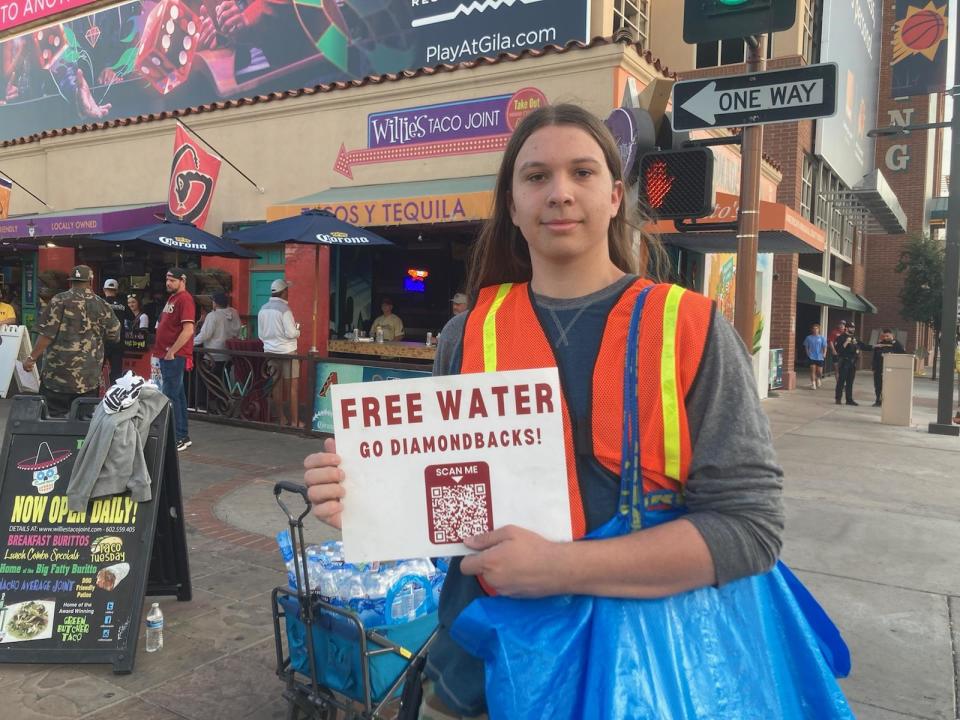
[224,209,393,350]
[92,219,260,259]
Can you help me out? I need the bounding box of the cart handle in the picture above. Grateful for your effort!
[274,481,312,524]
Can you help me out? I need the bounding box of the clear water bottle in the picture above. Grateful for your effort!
[375,326,384,343]
[145,603,164,652]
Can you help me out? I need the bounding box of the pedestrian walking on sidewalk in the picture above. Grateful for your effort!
[303,105,851,719]
[803,323,828,389]
[22,265,120,417]
[871,329,904,406]
[833,322,869,405]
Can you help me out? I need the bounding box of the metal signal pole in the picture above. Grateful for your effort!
[929,16,960,436]
[734,34,766,349]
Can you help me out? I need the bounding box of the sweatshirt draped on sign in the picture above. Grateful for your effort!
[66,384,170,511]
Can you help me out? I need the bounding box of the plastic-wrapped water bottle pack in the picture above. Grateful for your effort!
[276,531,446,626]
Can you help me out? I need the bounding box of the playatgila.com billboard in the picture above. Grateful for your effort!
[0,0,588,142]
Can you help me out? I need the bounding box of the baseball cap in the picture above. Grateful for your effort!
[451,293,468,305]
[103,279,119,290]
[166,267,188,280]
[270,278,291,294]
[70,265,93,282]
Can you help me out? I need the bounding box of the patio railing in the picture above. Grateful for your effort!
[186,345,316,434]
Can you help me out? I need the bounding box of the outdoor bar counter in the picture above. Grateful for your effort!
[327,339,436,363]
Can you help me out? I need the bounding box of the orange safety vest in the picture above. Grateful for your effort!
[461,279,714,539]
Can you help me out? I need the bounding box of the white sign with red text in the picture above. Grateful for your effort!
[332,368,571,563]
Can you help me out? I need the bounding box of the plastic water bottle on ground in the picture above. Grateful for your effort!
[145,603,164,652]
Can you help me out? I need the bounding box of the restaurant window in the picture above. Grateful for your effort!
[813,164,829,231]
[800,155,815,221]
[801,0,820,64]
[696,35,772,68]
[613,0,649,50]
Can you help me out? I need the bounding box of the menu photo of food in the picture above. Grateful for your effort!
[95,563,130,592]
[0,600,56,644]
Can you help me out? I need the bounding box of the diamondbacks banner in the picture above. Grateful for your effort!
[166,125,220,229]
[891,0,949,97]
[0,177,10,219]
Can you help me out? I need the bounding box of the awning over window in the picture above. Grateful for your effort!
[857,294,878,314]
[831,284,871,313]
[928,196,948,223]
[0,202,167,240]
[267,176,496,225]
[797,275,845,308]
[647,192,826,255]
[825,170,907,235]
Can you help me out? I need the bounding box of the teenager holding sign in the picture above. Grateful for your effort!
[304,105,850,719]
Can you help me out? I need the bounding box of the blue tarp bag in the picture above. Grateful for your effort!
[451,287,853,719]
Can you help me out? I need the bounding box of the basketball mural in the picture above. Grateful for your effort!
[891,0,949,97]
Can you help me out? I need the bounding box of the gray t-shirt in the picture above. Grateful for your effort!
[426,278,785,715]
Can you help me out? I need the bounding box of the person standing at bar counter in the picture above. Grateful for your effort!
[102,278,133,383]
[258,278,300,426]
[451,293,469,317]
[153,268,196,451]
[303,105,851,718]
[371,297,404,341]
[127,294,151,330]
[22,265,120,417]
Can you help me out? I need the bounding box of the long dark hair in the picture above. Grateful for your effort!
[467,104,664,298]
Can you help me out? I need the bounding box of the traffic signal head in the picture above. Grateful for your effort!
[683,0,796,44]
[637,148,714,221]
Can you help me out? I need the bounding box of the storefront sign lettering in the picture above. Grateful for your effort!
[49,220,100,233]
[0,0,98,34]
[299,191,491,227]
[884,107,914,173]
[337,88,547,178]
[368,95,514,149]
[885,145,910,171]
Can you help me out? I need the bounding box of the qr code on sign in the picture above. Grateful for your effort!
[424,462,493,545]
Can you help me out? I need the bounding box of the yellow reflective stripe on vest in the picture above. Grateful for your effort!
[483,283,513,372]
[660,286,685,480]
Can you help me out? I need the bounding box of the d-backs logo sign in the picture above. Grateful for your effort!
[166,125,221,229]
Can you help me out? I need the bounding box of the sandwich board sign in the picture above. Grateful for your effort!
[672,63,838,131]
[0,396,190,673]
[0,326,39,397]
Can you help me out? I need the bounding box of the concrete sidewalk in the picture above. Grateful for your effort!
[0,371,958,719]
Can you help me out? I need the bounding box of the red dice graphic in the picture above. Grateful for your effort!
[135,0,201,95]
[33,26,68,70]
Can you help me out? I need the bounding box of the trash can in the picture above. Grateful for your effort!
[881,354,914,426]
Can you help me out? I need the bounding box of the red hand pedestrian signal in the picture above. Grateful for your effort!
[638,148,714,221]
[644,159,676,210]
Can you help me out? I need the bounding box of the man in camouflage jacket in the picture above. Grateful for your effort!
[22,265,121,417]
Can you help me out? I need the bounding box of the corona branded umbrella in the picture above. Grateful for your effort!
[92,219,259,259]
[224,209,393,351]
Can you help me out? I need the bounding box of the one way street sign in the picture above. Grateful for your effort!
[672,63,838,131]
